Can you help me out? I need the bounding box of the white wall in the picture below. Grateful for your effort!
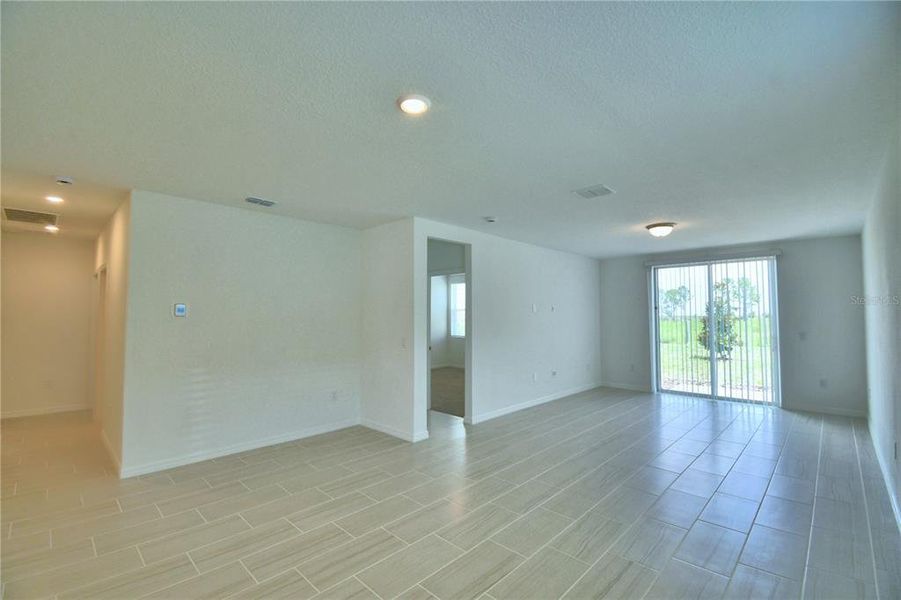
[444,273,466,368]
[427,239,467,372]
[599,255,652,392]
[94,199,131,469]
[598,235,868,417]
[1,232,95,417]
[429,275,450,368]
[778,235,867,416]
[862,132,900,526]
[118,190,363,476]
[413,218,604,433]
[361,219,417,440]
[429,274,465,370]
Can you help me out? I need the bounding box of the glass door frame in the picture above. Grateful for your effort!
[648,254,782,407]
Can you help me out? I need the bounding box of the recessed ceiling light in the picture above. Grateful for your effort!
[397,94,431,116]
[44,224,60,233]
[46,195,64,204]
[646,222,676,237]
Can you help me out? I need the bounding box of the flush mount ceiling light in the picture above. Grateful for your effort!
[646,222,676,237]
[55,176,74,186]
[483,216,497,223]
[46,195,64,204]
[44,224,60,233]
[245,196,276,207]
[397,94,431,116]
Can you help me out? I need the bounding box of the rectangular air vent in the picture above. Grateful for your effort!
[3,208,59,225]
[573,184,615,199]
[245,197,276,207]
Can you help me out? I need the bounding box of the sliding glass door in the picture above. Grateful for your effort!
[653,257,780,405]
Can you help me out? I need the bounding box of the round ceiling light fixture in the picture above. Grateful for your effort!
[55,176,74,186]
[44,224,60,233]
[646,222,676,237]
[397,94,431,116]
[46,195,64,204]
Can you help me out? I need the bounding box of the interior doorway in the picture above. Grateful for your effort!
[651,256,781,405]
[427,239,468,423]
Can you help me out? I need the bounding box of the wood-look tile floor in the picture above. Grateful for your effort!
[2,389,899,599]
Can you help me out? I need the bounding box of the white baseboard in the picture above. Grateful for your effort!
[411,429,429,443]
[361,418,417,442]
[470,381,603,425]
[101,428,122,477]
[119,418,359,478]
[1,403,91,419]
[601,381,652,393]
[784,402,867,418]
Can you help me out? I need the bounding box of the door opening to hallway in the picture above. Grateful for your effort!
[427,239,469,421]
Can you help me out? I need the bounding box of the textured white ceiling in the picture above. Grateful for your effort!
[2,2,898,256]
[1,171,127,238]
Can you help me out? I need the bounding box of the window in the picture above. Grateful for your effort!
[449,275,466,337]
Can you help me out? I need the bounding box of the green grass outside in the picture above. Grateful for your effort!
[658,316,773,394]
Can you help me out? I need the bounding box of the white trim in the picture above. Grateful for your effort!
[602,381,652,393]
[119,418,359,478]
[784,402,867,418]
[469,382,603,424]
[101,428,122,476]
[0,404,91,419]
[361,419,416,442]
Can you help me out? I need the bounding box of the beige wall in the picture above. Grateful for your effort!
[1,232,95,417]
[93,198,131,468]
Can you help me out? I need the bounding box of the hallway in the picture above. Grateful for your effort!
[430,367,465,418]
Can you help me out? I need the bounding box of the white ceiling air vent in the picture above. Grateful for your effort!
[573,184,615,199]
[3,207,59,226]
[245,196,276,207]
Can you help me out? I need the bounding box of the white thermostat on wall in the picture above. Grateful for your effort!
[173,303,187,317]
